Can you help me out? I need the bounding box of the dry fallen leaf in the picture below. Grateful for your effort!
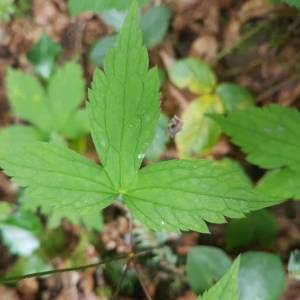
[189,35,218,62]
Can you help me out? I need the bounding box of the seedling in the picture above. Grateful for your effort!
[0,1,282,235]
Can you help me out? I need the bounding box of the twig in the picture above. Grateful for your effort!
[257,72,300,102]
[211,20,269,64]
[111,257,133,300]
[133,261,152,300]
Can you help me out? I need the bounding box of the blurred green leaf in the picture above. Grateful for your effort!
[80,211,104,232]
[6,61,87,139]
[27,33,62,81]
[139,6,171,47]
[226,209,277,250]
[19,191,103,232]
[0,211,42,256]
[216,83,254,113]
[23,255,52,275]
[269,0,300,7]
[169,58,216,94]
[0,125,47,152]
[197,256,240,300]
[175,94,224,158]
[47,60,85,131]
[186,246,232,295]
[145,112,170,162]
[0,0,15,23]
[238,252,285,300]
[0,202,10,218]
[288,249,300,279]
[68,0,150,16]
[6,68,52,132]
[101,9,127,32]
[90,35,117,66]
[60,109,90,140]
[257,168,300,200]
[49,131,68,147]
[3,255,52,280]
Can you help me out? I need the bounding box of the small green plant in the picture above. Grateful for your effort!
[168,58,255,158]
[27,33,62,81]
[0,2,285,298]
[210,104,300,201]
[0,59,89,152]
[0,2,281,234]
[0,0,15,22]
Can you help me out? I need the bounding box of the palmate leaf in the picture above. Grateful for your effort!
[6,60,87,138]
[87,0,160,189]
[197,256,240,300]
[0,142,118,214]
[210,105,300,169]
[0,1,283,233]
[124,160,282,233]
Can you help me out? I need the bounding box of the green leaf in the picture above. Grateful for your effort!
[124,159,282,233]
[186,246,232,295]
[139,6,171,47]
[218,158,251,185]
[68,0,150,16]
[216,83,254,113]
[145,112,170,163]
[279,0,300,7]
[0,211,42,256]
[6,68,52,132]
[27,33,62,81]
[288,249,300,279]
[169,58,216,94]
[0,125,47,152]
[210,104,300,169]
[101,9,127,32]
[175,94,224,158]
[0,142,118,214]
[90,35,117,66]
[0,0,14,23]
[80,211,104,232]
[3,255,52,280]
[59,109,90,139]
[226,209,277,250]
[6,61,86,139]
[197,256,240,300]
[238,252,285,300]
[47,60,85,131]
[257,168,300,200]
[87,1,160,189]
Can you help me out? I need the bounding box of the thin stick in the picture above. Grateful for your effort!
[0,246,164,284]
[133,261,152,300]
[0,255,128,283]
[111,257,132,300]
